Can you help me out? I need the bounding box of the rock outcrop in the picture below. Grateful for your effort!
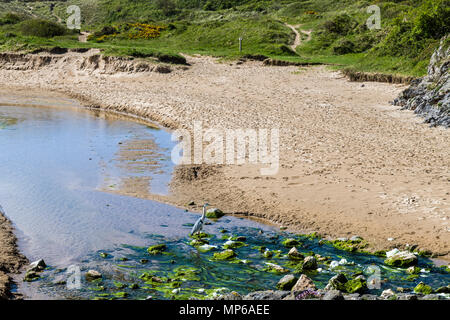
[394,36,450,128]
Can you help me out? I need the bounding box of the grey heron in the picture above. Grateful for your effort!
[190,203,209,236]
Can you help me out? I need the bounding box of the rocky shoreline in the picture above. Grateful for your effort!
[0,206,27,299]
[394,36,450,128]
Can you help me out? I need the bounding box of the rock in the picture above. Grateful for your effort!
[197,244,217,252]
[322,290,344,300]
[344,277,367,294]
[421,294,443,300]
[384,249,418,268]
[23,270,40,282]
[414,282,433,295]
[205,208,224,219]
[262,249,273,258]
[406,266,421,274]
[276,274,298,290]
[223,240,245,249]
[287,247,304,260]
[435,285,450,294]
[302,256,317,270]
[324,273,348,291]
[264,262,289,273]
[344,293,361,300]
[27,259,46,272]
[360,294,378,300]
[397,293,418,300]
[215,291,243,300]
[243,290,290,300]
[393,35,450,128]
[329,261,339,269]
[190,239,209,247]
[281,238,300,247]
[291,274,317,292]
[380,289,396,300]
[85,270,102,281]
[213,249,236,260]
[147,244,167,255]
[350,236,363,242]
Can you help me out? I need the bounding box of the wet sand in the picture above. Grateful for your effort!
[0,53,449,297]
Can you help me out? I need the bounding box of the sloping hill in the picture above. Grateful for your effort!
[0,0,449,76]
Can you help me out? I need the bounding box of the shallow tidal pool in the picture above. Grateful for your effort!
[0,102,449,300]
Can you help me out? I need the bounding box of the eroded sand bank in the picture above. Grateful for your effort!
[0,52,448,290]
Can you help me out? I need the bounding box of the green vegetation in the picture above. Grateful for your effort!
[0,0,449,76]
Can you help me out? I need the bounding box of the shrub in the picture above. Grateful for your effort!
[20,19,67,38]
[332,39,356,55]
[324,14,357,35]
[0,12,24,25]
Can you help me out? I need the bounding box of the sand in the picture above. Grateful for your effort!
[0,52,449,297]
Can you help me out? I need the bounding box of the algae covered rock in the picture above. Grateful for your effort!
[213,249,236,260]
[24,270,40,282]
[282,238,300,248]
[264,262,289,274]
[147,244,167,255]
[384,249,418,268]
[344,277,367,294]
[85,270,102,282]
[206,208,224,219]
[223,240,246,249]
[276,274,298,290]
[288,247,304,260]
[414,282,433,295]
[190,239,209,247]
[325,273,348,291]
[302,256,317,270]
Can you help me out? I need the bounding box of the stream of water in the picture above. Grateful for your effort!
[0,102,448,300]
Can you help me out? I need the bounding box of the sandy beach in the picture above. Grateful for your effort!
[0,51,449,296]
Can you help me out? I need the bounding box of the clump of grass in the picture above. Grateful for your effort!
[19,19,68,38]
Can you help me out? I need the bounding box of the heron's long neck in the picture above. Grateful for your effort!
[201,207,206,220]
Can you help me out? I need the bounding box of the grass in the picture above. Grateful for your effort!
[0,0,448,77]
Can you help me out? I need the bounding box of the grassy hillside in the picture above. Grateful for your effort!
[0,0,448,76]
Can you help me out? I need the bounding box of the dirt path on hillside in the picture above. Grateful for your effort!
[286,24,312,51]
[0,52,449,266]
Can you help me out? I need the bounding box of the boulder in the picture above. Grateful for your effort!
[324,273,348,291]
[380,289,396,300]
[213,249,236,260]
[27,259,46,272]
[414,282,433,295]
[302,256,317,270]
[291,274,317,292]
[384,249,418,268]
[322,290,344,300]
[243,290,290,300]
[288,247,304,260]
[276,274,298,290]
[281,238,300,247]
[147,244,167,255]
[85,270,102,281]
[215,291,243,300]
[205,208,224,219]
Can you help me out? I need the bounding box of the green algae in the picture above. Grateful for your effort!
[414,282,433,295]
[147,244,167,255]
[281,238,300,247]
[213,249,237,260]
